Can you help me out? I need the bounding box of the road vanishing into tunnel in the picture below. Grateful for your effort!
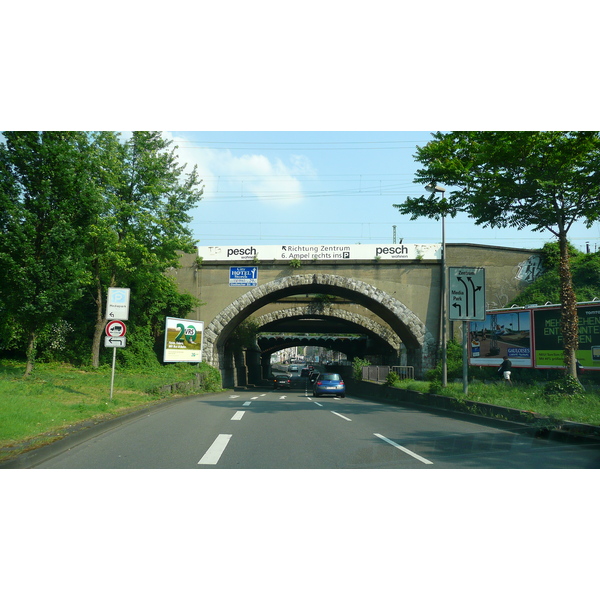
[33,385,600,469]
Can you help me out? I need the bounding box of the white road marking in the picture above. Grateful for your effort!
[260,394,266,397]
[243,401,252,406]
[331,411,352,421]
[229,395,240,399]
[231,411,245,420]
[279,396,287,399]
[198,434,232,465]
[374,433,433,465]
[314,401,323,406]
[251,397,258,400]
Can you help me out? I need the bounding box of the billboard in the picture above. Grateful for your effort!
[197,243,441,262]
[163,317,204,363]
[469,302,600,370]
[469,310,532,367]
[533,304,600,369]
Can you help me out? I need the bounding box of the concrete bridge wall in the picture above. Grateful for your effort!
[172,244,541,386]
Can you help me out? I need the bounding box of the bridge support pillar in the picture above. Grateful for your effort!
[246,347,262,385]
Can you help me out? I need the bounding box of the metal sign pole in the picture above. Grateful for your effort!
[463,321,469,395]
[110,346,117,399]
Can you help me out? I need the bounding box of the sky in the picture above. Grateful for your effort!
[164,131,600,253]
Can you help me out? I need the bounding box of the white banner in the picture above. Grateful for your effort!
[197,243,441,262]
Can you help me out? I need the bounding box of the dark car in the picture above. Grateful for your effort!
[312,372,345,397]
[300,368,310,377]
[273,374,292,389]
[309,370,320,383]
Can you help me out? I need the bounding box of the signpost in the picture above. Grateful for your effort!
[449,267,486,394]
[105,318,127,399]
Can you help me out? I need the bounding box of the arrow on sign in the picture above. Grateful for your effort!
[105,336,126,347]
[452,302,462,317]
[467,277,482,316]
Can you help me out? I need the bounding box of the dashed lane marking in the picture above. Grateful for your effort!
[243,401,252,406]
[198,434,232,465]
[374,433,433,465]
[231,411,245,421]
[331,411,352,422]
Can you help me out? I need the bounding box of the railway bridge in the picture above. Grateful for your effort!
[173,243,542,387]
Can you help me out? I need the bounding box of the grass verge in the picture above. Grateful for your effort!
[393,379,600,425]
[0,360,223,462]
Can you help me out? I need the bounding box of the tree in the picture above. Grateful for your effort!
[0,132,100,376]
[394,131,600,379]
[87,131,204,367]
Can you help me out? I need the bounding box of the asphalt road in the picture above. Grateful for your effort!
[31,382,600,469]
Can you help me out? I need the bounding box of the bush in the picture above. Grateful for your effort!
[385,371,400,386]
[543,375,585,401]
[352,357,371,380]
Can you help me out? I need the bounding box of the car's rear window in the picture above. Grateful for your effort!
[320,373,341,381]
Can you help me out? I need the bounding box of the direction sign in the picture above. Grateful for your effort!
[105,320,127,337]
[105,287,130,320]
[449,267,486,321]
[105,336,127,348]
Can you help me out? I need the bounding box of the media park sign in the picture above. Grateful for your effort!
[197,243,441,261]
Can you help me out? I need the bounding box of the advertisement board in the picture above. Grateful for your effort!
[163,317,204,363]
[533,304,600,369]
[197,243,441,262]
[469,310,532,367]
[469,302,600,370]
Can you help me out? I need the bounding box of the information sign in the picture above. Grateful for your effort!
[105,288,130,320]
[229,266,258,287]
[105,336,127,348]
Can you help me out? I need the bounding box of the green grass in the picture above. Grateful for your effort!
[0,359,223,461]
[393,378,600,425]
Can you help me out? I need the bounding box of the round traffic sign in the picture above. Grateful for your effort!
[105,320,127,337]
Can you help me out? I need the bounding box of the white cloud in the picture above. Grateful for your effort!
[162,133,314,207]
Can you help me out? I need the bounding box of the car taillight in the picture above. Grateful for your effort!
[317,381,322,385]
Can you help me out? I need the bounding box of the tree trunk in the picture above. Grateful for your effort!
[558,233,579,379]
[24,331,37,377]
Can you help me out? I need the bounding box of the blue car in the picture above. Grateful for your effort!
[312,372,345,398]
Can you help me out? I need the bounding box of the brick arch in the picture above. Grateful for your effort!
[253,307,402,351]
[203,273,436,376]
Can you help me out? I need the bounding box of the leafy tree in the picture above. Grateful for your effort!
[394,131,600,379]
[87,131,204,367]
[0,132,100,375]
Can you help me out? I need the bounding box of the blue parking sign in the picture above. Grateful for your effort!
[229,266,258,287]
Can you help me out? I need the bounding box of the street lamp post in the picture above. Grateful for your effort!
[425,183,447,387]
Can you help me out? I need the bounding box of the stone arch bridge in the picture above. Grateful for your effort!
[173,243,541,387]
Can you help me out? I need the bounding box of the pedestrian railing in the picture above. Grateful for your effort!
[361,365,414,382]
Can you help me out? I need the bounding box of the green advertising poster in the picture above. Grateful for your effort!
[533,305,600,369]
[163,317,204,362]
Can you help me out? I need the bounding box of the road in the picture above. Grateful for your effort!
[34,384,600,469]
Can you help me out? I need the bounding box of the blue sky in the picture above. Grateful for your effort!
[165,131,600,253]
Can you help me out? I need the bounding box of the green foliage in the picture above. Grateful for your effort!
[352,357,371,380]
[543,375,585,401]
[228,318,260,351]
[289,258,302,269]
[0,131,205,372]
[511,242,600,306]
[385,371,400,386]
[425,338,464,382]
